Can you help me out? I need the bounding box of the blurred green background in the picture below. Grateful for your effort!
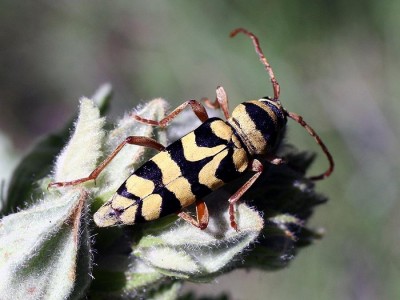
[1,1,399,299]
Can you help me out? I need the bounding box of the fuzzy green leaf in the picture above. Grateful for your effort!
[134,203,263,279]
[2,85,111,216]
[0,190,90,299]
[0,95,108,299]
[53,98,106,182]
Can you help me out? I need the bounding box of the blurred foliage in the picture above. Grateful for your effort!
[0,1,399,299]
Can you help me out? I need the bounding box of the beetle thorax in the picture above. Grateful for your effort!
[227,99,287,156]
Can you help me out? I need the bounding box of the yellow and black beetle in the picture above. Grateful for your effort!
[50,28,334,231]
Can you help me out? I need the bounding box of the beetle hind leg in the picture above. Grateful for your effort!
[48,136,165,188]
[177,199,209,230]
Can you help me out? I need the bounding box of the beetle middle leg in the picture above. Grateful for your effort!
[133,99,209,127]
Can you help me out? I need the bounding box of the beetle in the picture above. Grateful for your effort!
[50,28,334,231]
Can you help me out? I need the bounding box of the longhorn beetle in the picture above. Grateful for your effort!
[50,28,334,231]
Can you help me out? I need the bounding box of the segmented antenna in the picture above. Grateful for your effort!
[287,112,335,180]
[230,28,280,100]
[231,28,334,180]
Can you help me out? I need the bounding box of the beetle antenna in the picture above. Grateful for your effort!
[286,111,334,180]
[231,28,333,180]
[230,28,280,100]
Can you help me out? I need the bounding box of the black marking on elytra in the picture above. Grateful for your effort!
[216,146,247,182]
[111,207,124,218]
[134,199,146,223]
[158,188,182,216]
[167,139,214,198]
[130,188,181,222]
[116,185,140,202]
[134,160,163,188]
[194,117,229,148]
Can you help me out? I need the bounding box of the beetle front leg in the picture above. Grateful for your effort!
[228,157,285,231]
[201,86,230,119]
[228,159,264,231]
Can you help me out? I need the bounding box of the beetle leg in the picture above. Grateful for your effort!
[49,136,165,188]
[228,157,285,231]
[201,86,230,119]
[228,159,263,231]
[133,99,209,127]
[177,199,209,230]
